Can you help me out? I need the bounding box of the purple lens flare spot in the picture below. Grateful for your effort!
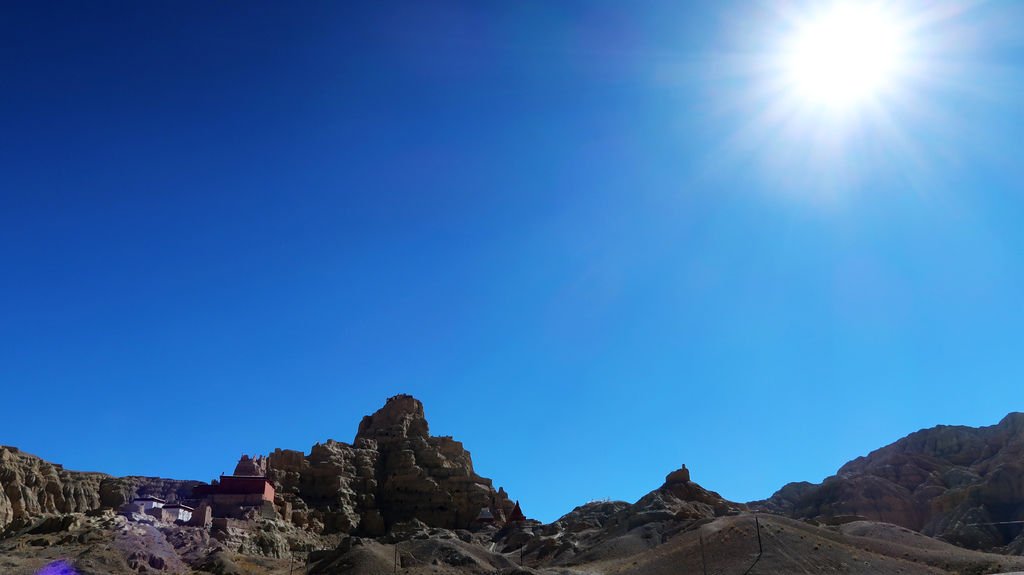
[36,560,79,575]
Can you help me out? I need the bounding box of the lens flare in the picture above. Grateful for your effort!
[692,0,988,200]
[37,560,79,575]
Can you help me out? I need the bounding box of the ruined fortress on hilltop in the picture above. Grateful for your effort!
[117,394,527,535]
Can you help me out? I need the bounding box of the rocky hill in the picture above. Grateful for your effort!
[499,464,744,568]
[0,446,198,533]
[5,399,1024,575]
[264,393,517,535]
[588,514,1024,575]
[751,412,1024,552]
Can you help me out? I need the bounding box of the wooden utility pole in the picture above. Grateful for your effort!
[699,532,708,575]
[742,514,764,575]
[755,515,763,555]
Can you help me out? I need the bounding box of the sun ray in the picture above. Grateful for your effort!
[687,0,1002,202]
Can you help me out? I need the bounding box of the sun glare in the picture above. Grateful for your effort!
[704,0,977,199]
[782,3,910,108]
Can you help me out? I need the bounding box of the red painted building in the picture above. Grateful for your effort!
[191,455,279,520]
[193,475,275,502]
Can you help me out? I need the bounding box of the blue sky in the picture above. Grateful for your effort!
[2,1,1024,523]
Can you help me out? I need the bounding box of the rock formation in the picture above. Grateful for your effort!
[232,455,268,477]
[7,402,1024,574]
[99,477,201,509]
[264,394,515,536]
[0,445,200,532]
[513,464,745,566]
[751,412,1024,551]
[642,464,742,520]
[0,446,105,530]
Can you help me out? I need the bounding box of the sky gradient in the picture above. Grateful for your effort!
[3,1,1024,523]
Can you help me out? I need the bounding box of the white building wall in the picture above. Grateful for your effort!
[134,499,164,510]
[164,507,192,522]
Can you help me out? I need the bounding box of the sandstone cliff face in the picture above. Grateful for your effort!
[98,476,201,509]
[751,413,1024,551]
[0,446,105,529]
[265,394,512,536]
[0,446,201,532]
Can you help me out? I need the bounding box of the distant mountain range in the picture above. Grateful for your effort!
[2,396,1024,574]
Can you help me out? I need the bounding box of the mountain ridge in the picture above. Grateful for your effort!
[751,411,1024,552]
[4,398,1024,574]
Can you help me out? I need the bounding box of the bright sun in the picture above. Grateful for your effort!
[782,3,909,108]
[719,0,968,197]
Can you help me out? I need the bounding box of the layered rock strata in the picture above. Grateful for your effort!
[752,413,1024,551]
[264,394,515,536]
[0,446,198,531]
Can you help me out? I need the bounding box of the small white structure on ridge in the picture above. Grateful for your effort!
[163,502,194,522]
[132,496,166,511]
